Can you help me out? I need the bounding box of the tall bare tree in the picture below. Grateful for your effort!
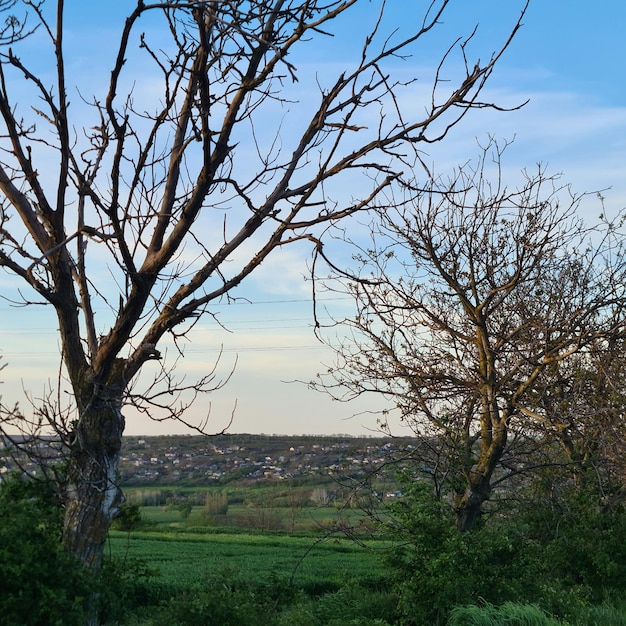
[0,0,527,601]
[314,141,626,531]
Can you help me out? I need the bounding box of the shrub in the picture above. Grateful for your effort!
[524,489,626,605]
[98,556,165,624]
[273,584,395,626]
[152,569,297,626]
[0,474,92,625]
[111,501,145,531]
[385,482,548,625]
[204,490,229,516]
[385,477,626,625]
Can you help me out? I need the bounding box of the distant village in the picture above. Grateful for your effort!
[117,434,417,487]
[0,433,418,489]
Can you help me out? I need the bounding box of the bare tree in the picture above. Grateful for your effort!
[525,335,626,500]
[0,0,528,602]
[313,141,626,531]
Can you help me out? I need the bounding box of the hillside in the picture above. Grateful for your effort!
[119,433,416,487]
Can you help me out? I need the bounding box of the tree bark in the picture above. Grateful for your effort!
[455,472,492,532]
[455,421,507,532]
[62,373,125,624]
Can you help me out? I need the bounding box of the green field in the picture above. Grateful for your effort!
[104,511,396,626]
[135,500,373,533]
[108,528,390,593]
[5,475,626,625]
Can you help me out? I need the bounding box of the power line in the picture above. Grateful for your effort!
[0,295,351,313]
[0,342,333,358]
[0,322,326,335]
[0,297,349,335]
[0,313,342,335]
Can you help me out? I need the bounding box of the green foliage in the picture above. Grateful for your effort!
[385,476,626,625]
[104,528,393,624]
[171,501,192,520]
[571,601,626,626]
[522,488,626,606]
[447,602,562,626]
[98,556,163,624]
[106,529,388,598]
[99,506,626,626]
[386,482,546,625]
[111,501,146,531]
[274,584,395,626]
[220,464,253,484]
[447,601,626,626]
[204,489,228,515]
[0,474,92,626]
[151,569,296,626]
[125,488,170,506]
[144,571,395,626]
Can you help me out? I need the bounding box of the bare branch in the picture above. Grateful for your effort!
[313,139,626,529]
[0,0,531,586]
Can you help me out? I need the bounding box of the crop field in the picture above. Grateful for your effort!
[108,528,390,593]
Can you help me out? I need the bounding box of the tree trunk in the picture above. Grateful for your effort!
[455,473,492,532]
[455,420,508,532]
[62,379,125,625]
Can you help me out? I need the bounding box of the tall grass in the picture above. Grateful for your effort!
[572,602,626,626]
[448,601,626,626]
[447,602,562,626]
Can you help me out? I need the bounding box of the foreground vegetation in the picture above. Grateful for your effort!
[3,471,626,625]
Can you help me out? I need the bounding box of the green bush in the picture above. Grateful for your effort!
[130,566,395,626]
[274,585,395,626]
[204,490,229,516]
[98,556,166,624]
[152,569,298,626]
[384,477,626,625]
[523,489,626,606]
[0,474,92,626]
[111,501,145,531]
[386,482,547,625]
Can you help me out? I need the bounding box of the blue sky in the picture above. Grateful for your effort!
[1,1,625,436]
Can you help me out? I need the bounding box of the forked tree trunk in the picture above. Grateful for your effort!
[62,379,125,624]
